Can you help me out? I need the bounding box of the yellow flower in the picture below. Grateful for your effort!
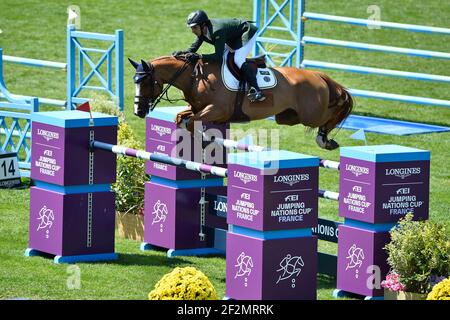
[427,278,450,300]
[148,267,218,300]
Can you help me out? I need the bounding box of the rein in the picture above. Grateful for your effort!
[149,59,191,111]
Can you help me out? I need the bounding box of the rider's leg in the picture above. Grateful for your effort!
[240,63,265,102]
[234,35,265,102]
[240,62,261,98]
[233,34,256,68]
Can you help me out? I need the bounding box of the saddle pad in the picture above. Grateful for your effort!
[221,50,277,92]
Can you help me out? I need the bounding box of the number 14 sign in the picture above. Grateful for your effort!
[0,152,21,188]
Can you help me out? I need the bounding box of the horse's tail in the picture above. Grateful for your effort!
[318,72,354,132]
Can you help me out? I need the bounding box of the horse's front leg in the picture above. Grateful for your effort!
[186,104,228,133]
[175,105,194,128]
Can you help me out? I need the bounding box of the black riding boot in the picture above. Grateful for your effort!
[240,62,265,102]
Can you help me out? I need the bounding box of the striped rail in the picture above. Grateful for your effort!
[91,140,228,178]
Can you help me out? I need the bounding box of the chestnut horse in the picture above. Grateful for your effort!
[129,55,353,150]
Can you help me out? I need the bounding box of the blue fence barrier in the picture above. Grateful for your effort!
[1,25,124,111]
[66,25,124,110]
[253,0,450,108]
[0,25,124,177]
[0,49,38,177]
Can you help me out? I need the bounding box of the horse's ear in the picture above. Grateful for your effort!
[128,58,139,69]
[141,59,151,72]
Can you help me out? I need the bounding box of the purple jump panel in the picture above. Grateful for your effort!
[226,232,317,300]
[227,152,319,231]
[339,145,430,224]
[29,187,116,256]
[225,150,319,300]
[336,145,430,298]
[31,116,117,186]
[336,225,390,298]
[146,107,229,180]
[144,180,226,250]
[28,111,119,263]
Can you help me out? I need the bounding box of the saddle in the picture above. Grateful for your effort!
[226,53,267,80]
[220,51,277,122]
[222,51,277,92]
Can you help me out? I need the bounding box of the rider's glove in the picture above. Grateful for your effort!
[185,52,202,63]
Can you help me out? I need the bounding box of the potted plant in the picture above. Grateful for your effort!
[89,96,147,241]
[113,121,147,241]
[383,213,450,300]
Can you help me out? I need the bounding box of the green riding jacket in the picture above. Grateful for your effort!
[186,18,257,63]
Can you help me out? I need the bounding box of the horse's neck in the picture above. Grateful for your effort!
[155,58,221,88]
[154,58,193,92]
[154,58,222,107]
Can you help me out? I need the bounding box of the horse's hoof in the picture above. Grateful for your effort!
[179,118,189,130]
[325,139,339,150]
[316,135,339,150]
[316,135,327,149]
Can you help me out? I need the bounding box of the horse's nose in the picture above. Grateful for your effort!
[134,110,146,118]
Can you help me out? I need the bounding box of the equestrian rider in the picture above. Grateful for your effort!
[175,10,265,102]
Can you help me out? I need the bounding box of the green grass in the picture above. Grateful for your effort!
[0,0,449,300]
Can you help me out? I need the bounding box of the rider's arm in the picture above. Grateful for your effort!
[201,35,225,63]
[187,37,203,53]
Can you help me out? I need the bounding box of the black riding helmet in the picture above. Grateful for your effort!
[186,10,209,27]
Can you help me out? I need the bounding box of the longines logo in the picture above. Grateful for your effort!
[385,167,421,179]
[234,171,258,184]
[37,129,59,142]
[345,164,369,177]
[151,124,171,137]
[274,174,309,186]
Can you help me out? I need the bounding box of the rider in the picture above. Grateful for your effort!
[175,10,265,102]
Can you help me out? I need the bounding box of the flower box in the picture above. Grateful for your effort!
[384,289,427,300]
[116,212,144,242]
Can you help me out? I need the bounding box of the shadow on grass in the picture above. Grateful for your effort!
[352,111,450,128]
[317,274,336,291]
[111,246,226,267]
[24,250,189,267]
[318,274,368,300]
[110,252,190,267]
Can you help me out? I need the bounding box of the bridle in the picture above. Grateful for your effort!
[133,64,162,108]
[134,59,192,112]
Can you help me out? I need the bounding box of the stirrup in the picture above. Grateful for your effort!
[247,87,266,102]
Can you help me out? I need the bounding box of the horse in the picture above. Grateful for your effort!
[128,54,353,150]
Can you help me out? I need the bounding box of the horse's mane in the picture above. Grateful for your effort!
[150,55,193,67]
[151,56,174,62]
